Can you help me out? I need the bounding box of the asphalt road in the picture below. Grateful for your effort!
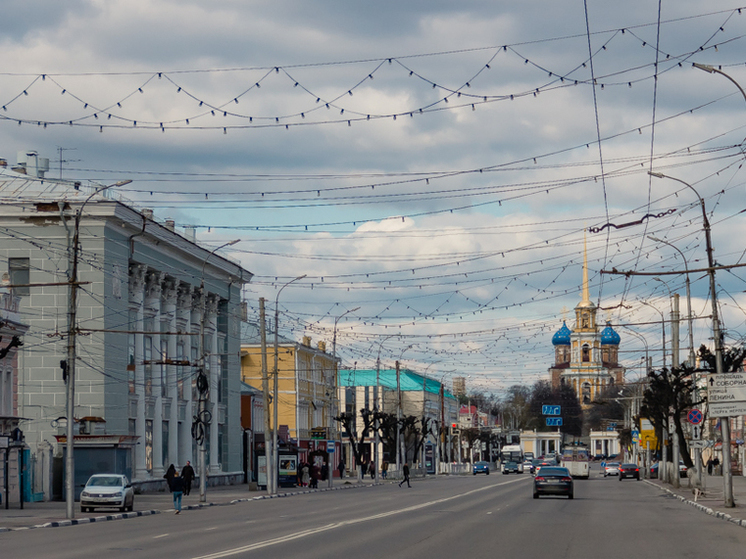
[2,472,745,559]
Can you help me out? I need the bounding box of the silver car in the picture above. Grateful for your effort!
[603,462,620,477]
[80,474,135,513]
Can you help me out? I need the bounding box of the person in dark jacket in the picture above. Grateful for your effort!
[181,461,195,496]
[399,463,411,488]
[164,464,176,492]
[171,471,185,514]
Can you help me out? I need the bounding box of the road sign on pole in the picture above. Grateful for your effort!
[542,405,561,416]
[708,372,746,416]
[546,417,563,427]
[687,409,703,425]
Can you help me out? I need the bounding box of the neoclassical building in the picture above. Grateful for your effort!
[1,158,252,497]
[549,244,624,406]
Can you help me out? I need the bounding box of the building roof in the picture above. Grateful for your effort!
[551,321,572,346]
[338,368,456,399]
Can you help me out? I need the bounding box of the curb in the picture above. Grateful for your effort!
[644,480,746,529]
[0,482,380,532]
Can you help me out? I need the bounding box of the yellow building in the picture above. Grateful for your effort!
[240,323,339,462]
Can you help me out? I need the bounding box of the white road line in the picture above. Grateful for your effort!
[191,477,527,559]
[154,533,170,539]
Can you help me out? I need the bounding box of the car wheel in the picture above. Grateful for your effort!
[81,506,87,513]
[533,492,539,499]
[486,471,490,475]
[568,492,574,499]
[473,472,476,475]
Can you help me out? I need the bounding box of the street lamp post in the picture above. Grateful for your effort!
[63,180,131,520]
[373,334,398,484]
[639,298,668,482]
[197,239,240,502]
[331,306,359,488]
[272,275,306,495]
[649,171,733,506]
[648,237,696,367]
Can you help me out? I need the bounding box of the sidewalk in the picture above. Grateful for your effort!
[0,479,378,532]
[645,472,746,528]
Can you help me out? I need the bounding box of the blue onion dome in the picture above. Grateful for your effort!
[552,321,572,346]
[600,322,621,345]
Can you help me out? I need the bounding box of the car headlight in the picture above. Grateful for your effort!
[81,491,90,498]
[113,492,123,498]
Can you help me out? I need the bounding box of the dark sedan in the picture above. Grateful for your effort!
[618,463,640,480]
[533,466,574,499]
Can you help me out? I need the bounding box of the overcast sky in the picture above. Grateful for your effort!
[3,1,746,394]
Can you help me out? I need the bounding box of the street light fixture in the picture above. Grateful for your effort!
[196,239,240,503]
[649,171,732,504]
[63,180,131,519]
[272,275,306,495]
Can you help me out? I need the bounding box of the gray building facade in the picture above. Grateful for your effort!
[1,163,252,495]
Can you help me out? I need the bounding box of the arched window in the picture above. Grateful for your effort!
[582,344,590,362]
[582,382,591,404]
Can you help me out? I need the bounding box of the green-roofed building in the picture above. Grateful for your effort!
[338,368,459,475]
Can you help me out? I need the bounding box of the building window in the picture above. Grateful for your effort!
[582,382,591,404]
[8,258,30,296]
[582,344,590,363]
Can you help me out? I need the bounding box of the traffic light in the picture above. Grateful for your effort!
[451,423,460,435]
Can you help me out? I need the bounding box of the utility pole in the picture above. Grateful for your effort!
[396,360,401,473]
[259,298,272,495]
[62,180,131,520]
[671,293,681,489]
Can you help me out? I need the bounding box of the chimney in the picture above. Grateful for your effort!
[142,209,154,220]
[184,226,197,242]
[317,341,326,353]
[302,336,311,347]
[165,219,175,231]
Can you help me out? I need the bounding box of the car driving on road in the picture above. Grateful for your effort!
[603,462,620,477]
[618,463,640,480]
[533,466,574,499]
[473,461,491,475]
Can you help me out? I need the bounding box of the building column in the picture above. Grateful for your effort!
[163,280,179,469]
[146,271,165,478]
[177,285,194,466]
[206,296,221,473]
[130,264,148,480]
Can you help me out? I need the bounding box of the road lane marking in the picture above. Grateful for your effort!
[154,533,170,539]
[191,477,528,559]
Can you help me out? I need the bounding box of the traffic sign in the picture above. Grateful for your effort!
[631,429,640,443]
[708,372,746,416]
[691,425,702,440]
[542,405,561,416]
[689,440,707,449]
[546,417,563,427]
[687,409,703,425]
[327,440,335,453]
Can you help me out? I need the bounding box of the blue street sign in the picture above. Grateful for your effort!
[327,440,335,453]
[542,405,561,416]
[546,417,563,427]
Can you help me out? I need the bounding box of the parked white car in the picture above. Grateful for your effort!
[80,474,135,513]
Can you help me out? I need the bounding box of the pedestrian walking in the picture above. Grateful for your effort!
[381,460,388,479]
[338,460,345,479]
[369,461,375,480]
[707,457,713,475]
[181,460,195,496]
[399,463,411,488]
[164,463,176,492]
[310,464,319,488]
[171,471,185,514]
[301,462,310,487]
